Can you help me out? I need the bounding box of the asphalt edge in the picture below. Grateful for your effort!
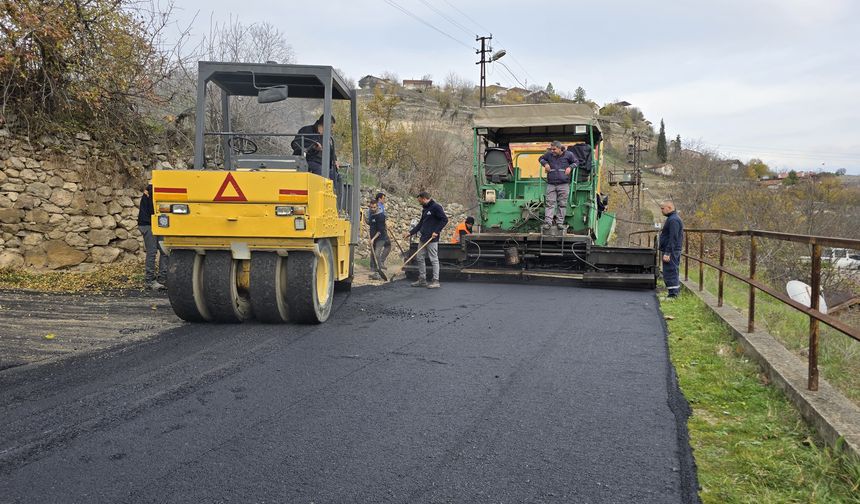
[656,291,703,504]
[680,280,860,461]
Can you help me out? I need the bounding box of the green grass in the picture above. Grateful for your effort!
[662,291,860,503]
[689,263,860,407]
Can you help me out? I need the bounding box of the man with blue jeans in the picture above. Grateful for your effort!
[137,184,167,290]
[659,200,684,299]
[539,141,576,233]
[405,191,448,289]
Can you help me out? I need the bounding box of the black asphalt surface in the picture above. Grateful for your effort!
[0,281,698,503]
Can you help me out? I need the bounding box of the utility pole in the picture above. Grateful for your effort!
[628,131,649,219]
[476,35,492,107]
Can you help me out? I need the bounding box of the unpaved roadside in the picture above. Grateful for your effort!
[0,289,180,373]
[0,264,389,373]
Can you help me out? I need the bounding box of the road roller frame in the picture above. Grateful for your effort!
[153,62,361,324]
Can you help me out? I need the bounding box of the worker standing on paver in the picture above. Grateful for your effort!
[539,140,576,233]
[368,200,391,280]
[659,200,684,299]
[405,191,448,289]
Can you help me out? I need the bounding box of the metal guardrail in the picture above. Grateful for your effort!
[630,228,860,391]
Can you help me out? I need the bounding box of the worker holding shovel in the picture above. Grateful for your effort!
[403,191,448,289]
[368,200,391,280]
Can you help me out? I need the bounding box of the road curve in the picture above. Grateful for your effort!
[0,281,698,503]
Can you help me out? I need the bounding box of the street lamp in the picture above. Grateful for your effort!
[477,36,507,107]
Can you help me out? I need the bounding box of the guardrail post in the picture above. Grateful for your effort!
[698,233,704,292]
[748,235,756,333]
[684,233,689,281]
[718,233,725,307]
[808,243,821,391]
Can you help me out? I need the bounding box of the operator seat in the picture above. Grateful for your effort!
[484,147,513,183]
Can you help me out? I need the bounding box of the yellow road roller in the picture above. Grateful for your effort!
[152,61,361,323]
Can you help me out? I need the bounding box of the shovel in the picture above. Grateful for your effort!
[389,237,433,282]
[369,232,388,281]
[391,235,407,257]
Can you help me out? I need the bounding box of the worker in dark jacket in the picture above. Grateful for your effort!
[291,115,338,179]
[405,191,448,289]
[539,140,576,233]
[367,200,391,279]
[659,200,684,299]
[137,184,166,290]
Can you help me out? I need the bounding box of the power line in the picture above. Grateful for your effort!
[499,50,537,87]
[495,60,527,89]
[439,0,538,86]
[416,0,475,37]
[383,0,474,50]
[437,0,539,89]
[442,0,491,33]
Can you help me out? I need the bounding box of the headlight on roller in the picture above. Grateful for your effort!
[171,204,189,214]
[275,205,306,216]
[294,217,306,230]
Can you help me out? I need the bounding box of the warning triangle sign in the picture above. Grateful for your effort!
[213,173,247,202]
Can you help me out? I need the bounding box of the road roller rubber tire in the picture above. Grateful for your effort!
[202,251,252,323]
[287,239,334,324]
[249,252,289,323]
[166,250,212,322]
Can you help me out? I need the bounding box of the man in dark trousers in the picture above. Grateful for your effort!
[137,184,167,290]
[405,191,448,289]
[367,200,391,280]
[291,114,338,179]
[539,140,576,233]
[659,200,684,299]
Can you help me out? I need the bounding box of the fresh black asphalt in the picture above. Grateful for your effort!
[0,281,699,503]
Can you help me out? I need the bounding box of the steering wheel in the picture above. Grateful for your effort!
[228,136,258,155]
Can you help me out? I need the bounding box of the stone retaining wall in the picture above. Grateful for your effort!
[0,130,184,270]
[0,130,472,270]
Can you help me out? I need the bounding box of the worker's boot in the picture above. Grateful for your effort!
[541,223,552,234]
[411,278,427,287]
[426,280,440,289]
[556,224,566,234]
[149,280,166,291]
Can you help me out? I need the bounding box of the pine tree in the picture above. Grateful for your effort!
[673,134,682,156]
[573,86,586,103]
[656,119,668,163]
[546,82,554,95]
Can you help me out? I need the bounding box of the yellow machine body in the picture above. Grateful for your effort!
[151,170,352,281]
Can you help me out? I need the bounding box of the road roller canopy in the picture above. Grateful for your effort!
[197,61,353,100]
[473,103,602,144]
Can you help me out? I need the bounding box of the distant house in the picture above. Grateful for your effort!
[720,159,745,171]
[649,163,674,176]
[402,79,433,91]
[777,170,814,180]
[525,90,552,103]
[480,84,507,103]
[358,75,393,90]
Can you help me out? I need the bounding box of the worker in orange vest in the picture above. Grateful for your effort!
[451,216,475,244]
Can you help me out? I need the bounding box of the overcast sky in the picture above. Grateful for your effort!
[169,0,860,174]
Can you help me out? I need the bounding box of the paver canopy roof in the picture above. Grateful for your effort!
[473,103,599,130]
